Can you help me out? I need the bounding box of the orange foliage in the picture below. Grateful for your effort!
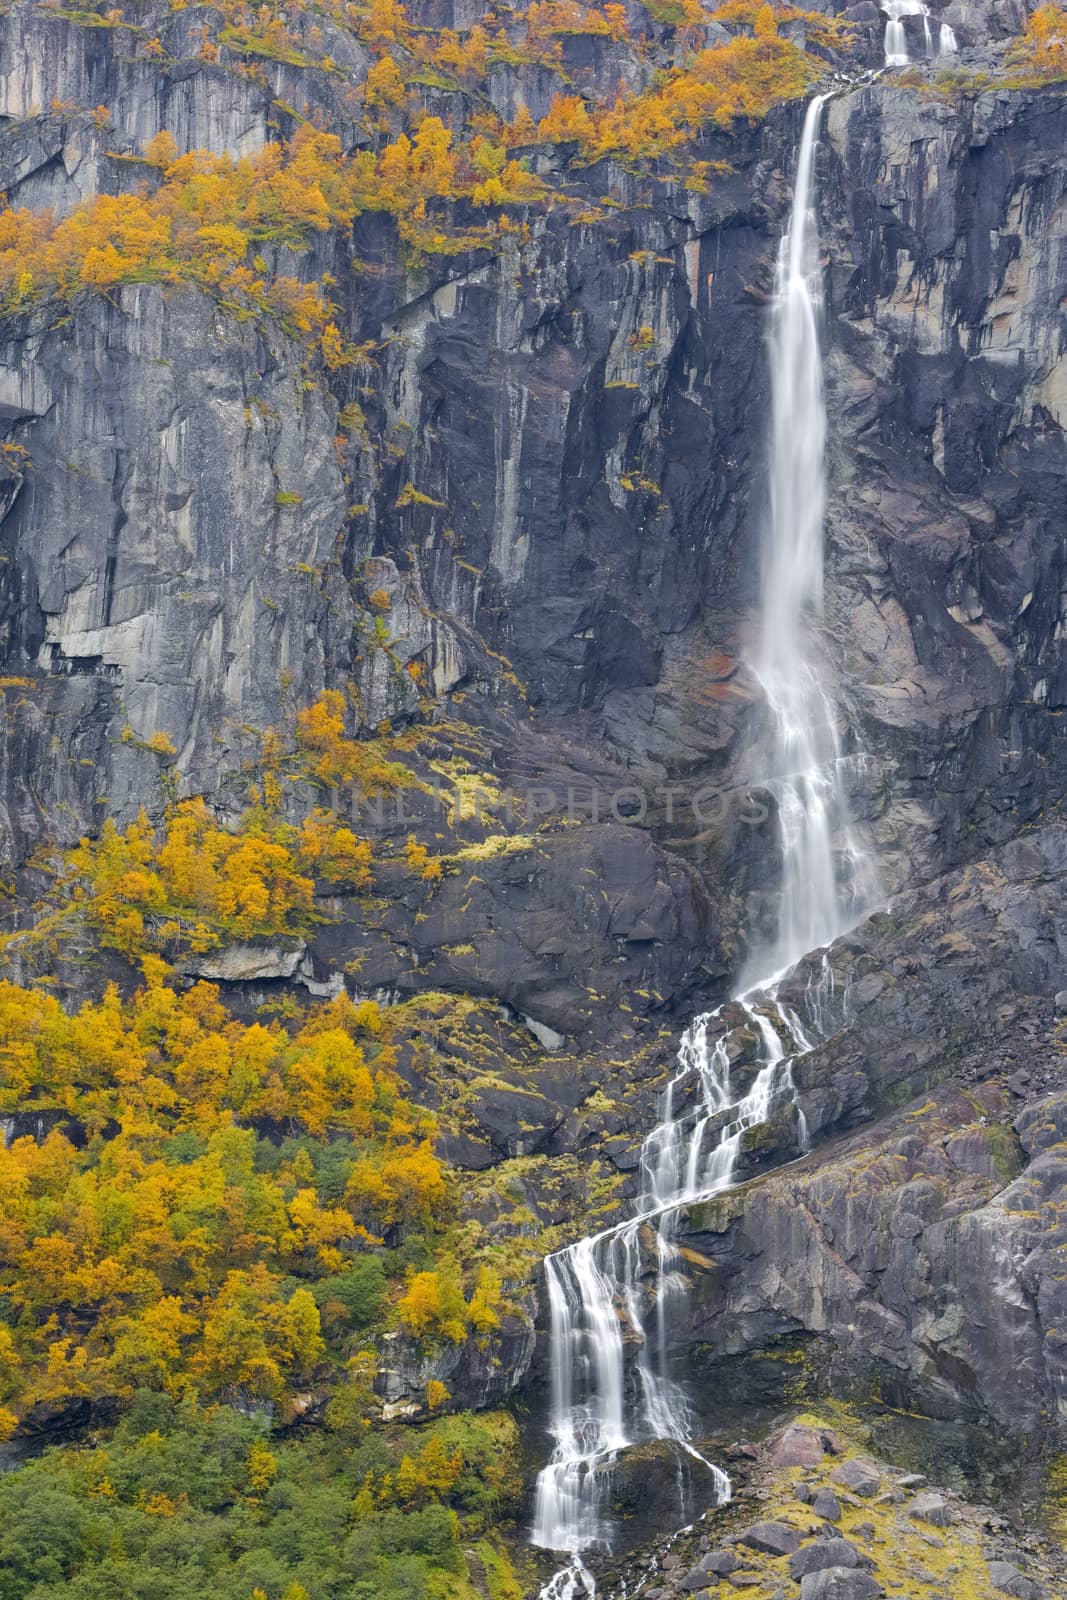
[420,23,491,82]
[0,0,859,343]
[0,0,837,325]
[1006,3,1067,81]
[294,689,419,793]
[593,30,819,157]
[537,92,596,144]
[525,0,620,38]
[345,1137,449,1232]
[65,801,318,956]
[0,976,446,1422]
[0,121,547,341]
[525,12,830,162]
[0,126,353,346]
[359,0,410,46]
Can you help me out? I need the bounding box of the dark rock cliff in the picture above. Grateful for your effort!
[0,0,1066,1582]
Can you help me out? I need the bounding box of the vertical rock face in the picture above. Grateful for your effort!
[0,3,368,154]
[821,85,1067,883]
[0,285,351,854]
[1,13,1062,924]
[1,0,1067,1549]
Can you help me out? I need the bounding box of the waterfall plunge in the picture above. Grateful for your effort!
[744,94,875,985]
[531,98,875,1598]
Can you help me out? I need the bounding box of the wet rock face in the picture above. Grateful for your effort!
[0,6,1063,927]
[310,818,714,1049]
[820,85,1067,886]
[672,1072,1067,1459]
[1,57,1063,951]
[0,285,351,857]
[0,1,367,158]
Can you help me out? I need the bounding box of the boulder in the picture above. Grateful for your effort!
[770,1423,828,1468]
[790,1539,866,1580]
[830,1459,881,1498]
[799,1570,882,1600]
[737,1519,802,1557]
[700,1550,740,1576]
[987,1561,1048,1600]
[907,1491,952,1527]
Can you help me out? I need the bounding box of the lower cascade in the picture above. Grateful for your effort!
[531,96,876,1598]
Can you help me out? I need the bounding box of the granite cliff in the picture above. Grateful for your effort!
[0,0,1065,1595]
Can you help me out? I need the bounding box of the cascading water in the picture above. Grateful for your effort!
[881,0,956,67]
[744,93,874,986]
[531,96,876,1599]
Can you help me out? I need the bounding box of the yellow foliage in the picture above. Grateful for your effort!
[360,0,409,45]
[294,690,418,794]
[0,973,447,1426]
[467,1265,503,1336]
[247,1439,280,1490]
[537,93,595,144]
[65,801,316,955]
[48,769,383,961]
[346,1137,449,1232]
[423,23,490,81]
[393,1259,501,1347]
[404,834,443,881]
[365,53,407,110]
[1006,3,1067,81]
[394,1269,467,1343]
[425,1376,449,1410]
[144,128,179,168]
[389,1433,462,1504]
[297,809,373,886]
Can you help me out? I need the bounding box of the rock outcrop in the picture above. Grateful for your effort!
[588,1418,1067,1598]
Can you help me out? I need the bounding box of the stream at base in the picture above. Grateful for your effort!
[530,95,878,1599]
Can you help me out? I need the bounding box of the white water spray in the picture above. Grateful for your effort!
[745,95,876,984]
[881,0,957,66]
[531,97,875,1597]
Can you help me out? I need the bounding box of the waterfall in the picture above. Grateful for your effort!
[530,991,819,1596]
[531,97,875,1598]
[882,0,914,65]
[744,92,873,984]
[882,1,956,66]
